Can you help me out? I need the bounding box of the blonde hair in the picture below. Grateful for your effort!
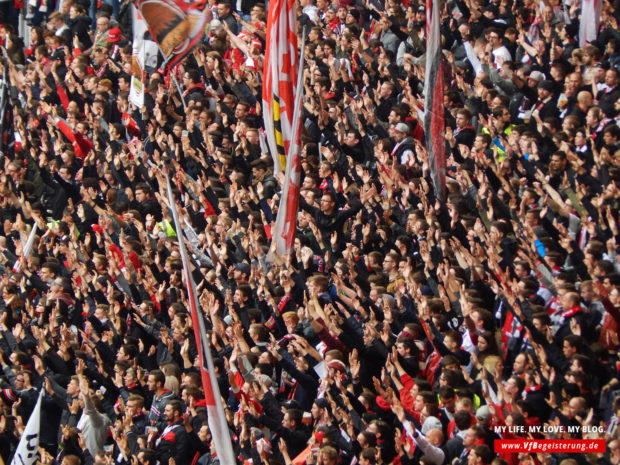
[164,375,180,396]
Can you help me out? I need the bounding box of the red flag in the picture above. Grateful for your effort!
[500,309,514,356]
[501,308,528,357]
[165,173,236,464]
[134,0,207,70]
[262,0,301,174]
[423,0,446,201]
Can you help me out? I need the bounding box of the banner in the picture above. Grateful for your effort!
[262,0,301,173]
[579,0,602,47]
[165,174,236,464]
[134,0,208,70]
[423,0,446,201]
[10,390,43,465]
[12,224,37,273]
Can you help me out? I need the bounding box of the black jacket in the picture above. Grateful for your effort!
[299,196,362,236]
[445,434,465,463]
[117,0,133,38]
[597,86,620,118]
[260,415,309,460]
[68,15,92,49]
[155,421,192,465]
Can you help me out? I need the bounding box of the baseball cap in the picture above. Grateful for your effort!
[476,405,491,422]
[107,28,122,43]
[422,416,442,434]
[393,122,410,133]
[528,71,544,82]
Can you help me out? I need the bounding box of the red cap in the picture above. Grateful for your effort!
[107,28,122,43]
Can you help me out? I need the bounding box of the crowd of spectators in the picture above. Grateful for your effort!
[0,0,618,464]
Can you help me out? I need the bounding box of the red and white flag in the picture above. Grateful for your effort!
[423,0,446,201]
[269,31,306,258]
[165,174,236,465]
[262,0,301,174]
[579,0,602,47]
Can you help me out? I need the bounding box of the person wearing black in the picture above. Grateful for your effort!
[530,80,559,127]
[452,108,477,148]
[257,408,310,460]
[153,400,193,464]
[299,190,361,237]
[597,68,620,118]
[445,410,472,463]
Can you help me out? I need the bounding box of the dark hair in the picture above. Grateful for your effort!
[563,335,583,350]
[135,182,152,195]
[138,449,156,465]
[445,330,462,346]
[472,444,493,464]
[167,399,182,415]
[454,410,472,430]
[359,448,378,463]
[287,408,303,427]
[121,344,138,359]
[149,369,165,386]
[438,386,455,400]
[358,430,377,447]
[477,331,501,360]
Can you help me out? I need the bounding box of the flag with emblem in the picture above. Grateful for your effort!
[134,0,208,70]
[129,5,148,108]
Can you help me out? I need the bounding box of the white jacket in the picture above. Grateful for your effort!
[77,393,112,457]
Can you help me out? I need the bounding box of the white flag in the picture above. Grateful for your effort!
[129,6,158,108]
[11,390,43,465]
[12,224,37,273]
[580,0,602,47]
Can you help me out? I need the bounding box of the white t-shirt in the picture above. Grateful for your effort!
[492,45,512,67]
